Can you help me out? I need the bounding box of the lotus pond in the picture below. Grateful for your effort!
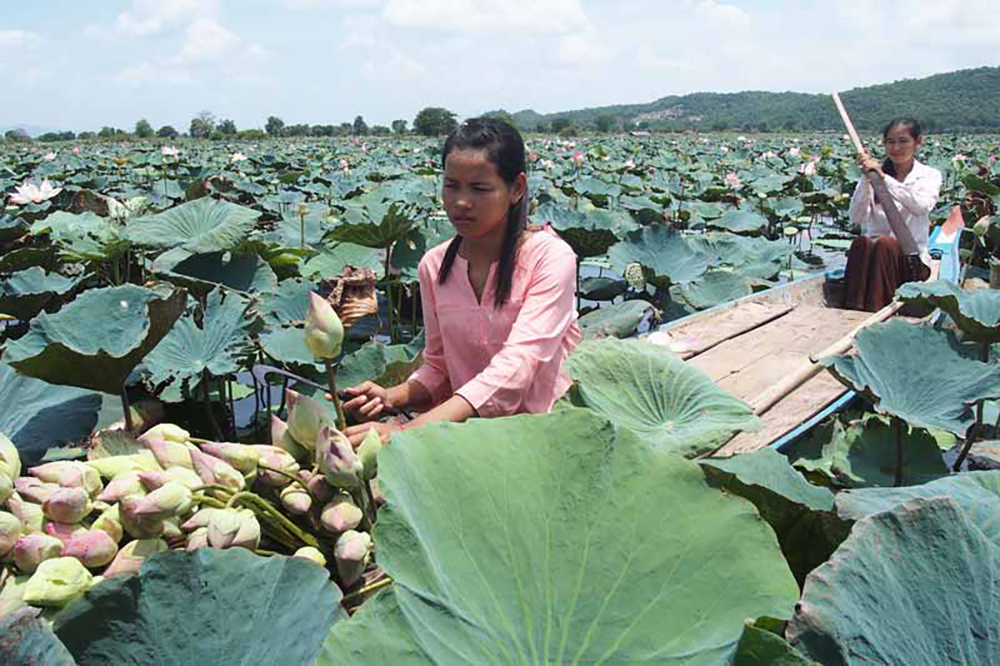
[1,133,1000,664]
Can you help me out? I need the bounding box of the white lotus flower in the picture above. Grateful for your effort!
[9,180,63,205]
[799,159,818,176]
[161,146,180,157]
[230,152,248,163]
[788,147,801,158]
[43,152,57,161]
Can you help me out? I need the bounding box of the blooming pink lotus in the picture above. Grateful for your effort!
[725,172,741,189]
[952,154,968,163]
[788,147,801,158]
[72,146,81,154]
[799,160,818,176]
[230,151,248,163]
[43,152,57,161]
[161,146,180,157]
[9,180,63,205]
[571,151,585,166]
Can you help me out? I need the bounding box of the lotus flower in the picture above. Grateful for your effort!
[207,508,260,550]
[197,441,259,475]
[570,151,585,166]
[293,546,327,567]
[43,487,92,524]
[357,427,382,481]
[316,426,364,490]
[254,445,301,488]
[284,391,331,450]
[189,448,245,492]
[305,293,344,360]
[799,160,818,176]
[72,145,81,154]
[60,530,118,568]
[953,153,968,163]
[0,511,23,556]
[280,483,312,516]
[161,145,180,157]
[9,180,63,205]
[0,432,20,479]
[788,147,801,158]
[13,534,63,573]
[181,508,220,532]
[186,527,209,551]
[334,530,372,587]
[42,151,57,161]
[104,539,168,577]
[271,415,309,462]
[130,481,193,521]
[22,557,93,606]
[724,172,741,190]
[230,151,249,163]
[320,495,362,534]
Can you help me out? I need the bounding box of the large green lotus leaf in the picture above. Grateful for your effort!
[0,607,75,665]
[337,337,423,389]
[733,619,819,666]
[578,276,628,301]
[259,277,313,326]
[127,197,261,253]
[0,213,27,243]
[579,299,656,339]
[533,203,635,258]
[322,409,799,664]
[0,362,101,464]
[685,201,726,220]
[0,267,86,320]
[670,269,752,310]
[303,243,385,280]
[325,199,417,248]
[897,279,1000,342]
[701,449,850,585]
[4,285,186,394]
[259,326,324,372]
[54,548,342,666]
[144,287,256,388]
[708,210,769,235]
[823,320,1000,437]
[688,232,793,268]
[263,203,331,249]
[788,497,1000,665]
[151,248,278,295]
[390,214,454,281]
[608,226,710,288]
[0,246,55,273]
[574,175,621,202]
[566,338,760,457]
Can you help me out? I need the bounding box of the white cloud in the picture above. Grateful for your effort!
[115,62,193,86]
[115,0,220,37]
[244,44,275,62]
[282,0,380,9]
[557,32,615,66]
[635,46,695,73]
[0,29,41,49]
[338,15,380,49]
[175,17,239,63]
[696,0,750,26]
[383,0,587,33]
[361,53,427,82]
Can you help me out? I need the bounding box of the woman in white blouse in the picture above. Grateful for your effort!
[844,118,942,311]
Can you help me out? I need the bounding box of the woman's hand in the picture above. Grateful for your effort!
[341,381,391,422]
[344,421,401,448]
[857,152,883,175]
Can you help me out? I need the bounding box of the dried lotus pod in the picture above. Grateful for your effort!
[318,266,378,330]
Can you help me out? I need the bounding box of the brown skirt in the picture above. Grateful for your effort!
[843,236,930,312]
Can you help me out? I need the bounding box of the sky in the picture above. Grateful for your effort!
[2,0,998,133]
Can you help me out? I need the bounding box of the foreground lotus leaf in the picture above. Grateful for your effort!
[55,549,341,665]
[127,196,261,253]
[707,210,769,235]
[670,269,753,311]
[897,279,1000,342]
[608,225,711,288]
[321,408,797,663]
[578,299,657,340]
[566,338,759,457]
[789,497,1000,664]
[3,285,186,395]
[0,267,85,320]
[533,203,636,257]
[822,320,1000,437]
[0,606,76,665]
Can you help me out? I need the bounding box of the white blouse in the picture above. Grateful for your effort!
[847,159,942,266]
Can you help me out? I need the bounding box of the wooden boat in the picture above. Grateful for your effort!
[642,212,966,457]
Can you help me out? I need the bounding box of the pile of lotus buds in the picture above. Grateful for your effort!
[0,389,381,613]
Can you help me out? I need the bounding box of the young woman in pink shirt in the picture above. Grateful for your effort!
[342,118,581,446]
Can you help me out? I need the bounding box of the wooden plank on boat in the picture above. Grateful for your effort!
[645,302,795,359]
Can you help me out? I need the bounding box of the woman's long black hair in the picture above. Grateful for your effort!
[437,117,528,308]
[880,118,922,180]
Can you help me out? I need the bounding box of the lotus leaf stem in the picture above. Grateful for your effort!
[239,492,321,549]
[342,577,392,604]
[325,360,347,432]
[362,481,378,526]
[257,462,321,501]
[351,489,374,534]
[253,548,281,557]
[120,386,135,433]
[191,484,236,498]
[225,490,257,510]
[192,494,227,509]
[201,369,224,441]
[893,417,904,487]
[952,341,992,472]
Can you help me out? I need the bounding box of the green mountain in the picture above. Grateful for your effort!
[497,66,1000,133]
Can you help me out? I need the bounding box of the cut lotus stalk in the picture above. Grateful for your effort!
[22,557,93,606]
[13,533,64,573]
[0,511,22,556]
[60,530,118,568]
[104,538,168,577]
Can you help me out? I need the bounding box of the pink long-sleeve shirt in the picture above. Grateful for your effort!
[408,226,581,418]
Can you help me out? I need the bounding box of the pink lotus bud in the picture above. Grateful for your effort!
[316,426,363,490]
[44,522,86,544]
[293,546,327,567]
[131,482,193,521]
[181,507,220,532]
[334,530,372,588]
[189,448,245,492]
[320,495,362,534]
[97,471,145,503]
[15,477,60,504]
[104,539,168,577]
[43,487,92,524]
[284,392,331,450]
[197,441,259,475]
[207,508,260,550]
[142,437,194,470]
[186,527,209,551]
[60,530,118,568]
[141,423,190,443]
[0,432,21,480]
[119,496,165,539]
[280,484,312,516]
[305,292,344,360]
[91,504,123,543]
[0,511,22,556]
[86,453,160,479]
[30,461,102,498]
[251,445,300,488]
[7,494,44,534]
[138,466,202,491]
[13,533,63,573]
[307,474,333,503]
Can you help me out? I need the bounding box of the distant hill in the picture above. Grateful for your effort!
[491,66,1000,134]
[0,123,57,138]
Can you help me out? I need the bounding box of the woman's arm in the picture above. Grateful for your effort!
[883,168,942,217]
[847,177,871,231]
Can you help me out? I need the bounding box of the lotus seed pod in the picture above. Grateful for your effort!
[44,522,86,544]
[131,481,193,521]
[86,452,160,479]
[320,495,363,534]
[119,496,165,539]
[0,511,22,556]
[42,487,92,524]
[316,426,364,491]
[293,546,327,567]
[22,557,93,606]
[7,494,44,534]
[280,484,312,516]
[0,432,21,480]
[91,504,123,543]
[104,538,168,578]
[60,530,118,568]
[207,508,260,550]
[334,530,372,588]
[142,423,190,444]
[181,507,221,532]
[284,392,332,451]
[13,534,64,573]
[974,216,991,237]
[357,427,382,481]
[189,448,245,492]
[0,471,12,505]
[305,292,344,360]
[98,471,146,503]
[186,527,209,551]
[306,474,333,504]
[197,441,259,475]
[142,437,194,470]
[15,477,60,504]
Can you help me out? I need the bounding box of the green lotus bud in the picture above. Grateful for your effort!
[162,516,183,540]
[280,484,312,516]
[320,495,362,534]
[197,441,259,475]
[119,496,165,539]
[141,437,194,470]
[186,527,209,551]
[91,504,123,543]
[142,423,191,443]
[271,415,310,462]
[60,530,118,568]
[297,201,310,217]
[86,452,160,479]
[22,557,94,606]
[131,481,193,521]
[305,292,344,359]
[334,530,372,588]
[293,546,327,567]
[0,471,12,505]
[316,426,364,490]
[43,487,92,524]
[974,216,992,238]
[0,432,21,480]
[97,471,145,503]
[13,534,63,573]
[138,466,203,491]
[207,508,260,550]
[357,427,382,481]
[0,511,23,556]
[15,477,60,504]
[104,538,167,577]
[284,392,332,451]
[189,448,245,492]
[7,494,44,534]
